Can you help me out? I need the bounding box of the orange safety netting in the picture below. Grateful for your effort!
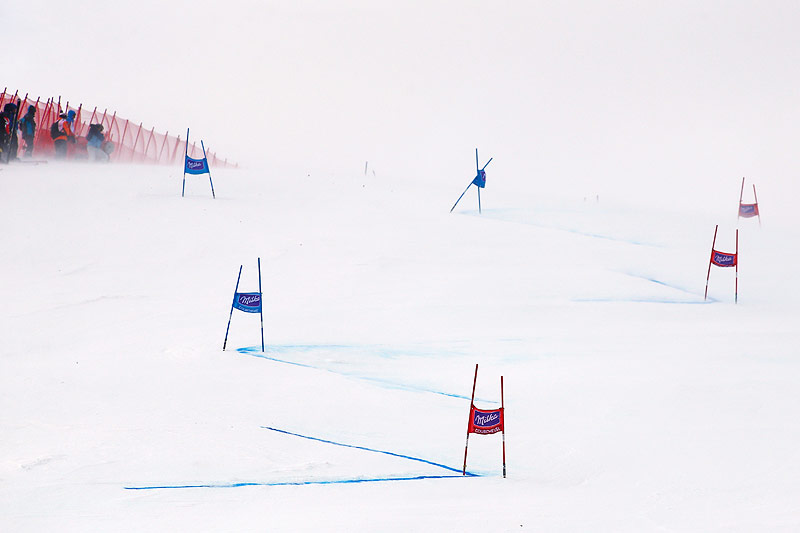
[1,88,237,168]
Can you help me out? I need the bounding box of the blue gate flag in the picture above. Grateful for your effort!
[472,169,486,188]
[223,260,265,352]
[185,155,210,175]
[233,292,262,313]
[182,128,215,199]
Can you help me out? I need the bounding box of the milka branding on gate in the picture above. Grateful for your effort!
[738,203,758,217]
[469,406,504,434]
[185,156,209,174]
[233,292,262,313]
[711,250,737,267]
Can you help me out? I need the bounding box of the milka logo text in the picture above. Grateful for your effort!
[713,252,735,266]
[187,159,205,170]
[238,295,260,306]
[474,411,500,427]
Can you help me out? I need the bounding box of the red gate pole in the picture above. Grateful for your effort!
[106,111,115,135]
[704,225,718,301]
[10,92,26,159]
[171,134,182,165]
[107,112,118,161]
[735,229,739,304]
[106,111,117,141]
[143,126,155,163]
[738,177,745,218]
[157,131,169,163]
[46,98,56,129]
[129,122,143,162]
[501,375,506,478]
[463,364,478,476]
[87,106,98,127]
[47,98,59,153]
[29,97,40,144]
[119,118,130,161]
[9,90,19,142]
[35,98,50,146]
[753,185,761,227]
[75,104,83,136]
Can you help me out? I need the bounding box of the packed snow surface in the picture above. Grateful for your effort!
[1,161,798,531]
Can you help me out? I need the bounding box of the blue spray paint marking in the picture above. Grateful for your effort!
[621,272,706,298]
[124,427,478,490]
[468,209,663,248]
[237,345,498,404]
[125,474,468,490]
[551,227,658,247]
[572,272,714,304]
[262,426,476,476]
[572,298,713,304]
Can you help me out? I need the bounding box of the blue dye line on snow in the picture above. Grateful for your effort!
[262,426,476,476]
[571,271,714,304]
[467,210,662,248]
[621,272,707,298]
[236,345,498,404]
[124,427,477,490]
[125,474,467,490]
[554,228,658,247]
[572,298,712,304]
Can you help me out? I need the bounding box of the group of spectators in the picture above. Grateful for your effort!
[0,100,111,163]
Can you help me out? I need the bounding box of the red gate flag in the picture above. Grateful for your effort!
[738,177,761,226]
[468,405,504,435]
[463,364,506,478]
[738,203,759,218]
[704,225,739,303]
[711,250,737,267]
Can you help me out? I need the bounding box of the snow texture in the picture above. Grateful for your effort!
[4,2,800,531]
[2,162,798,532]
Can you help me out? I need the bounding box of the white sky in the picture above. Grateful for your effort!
[7,1,800,198]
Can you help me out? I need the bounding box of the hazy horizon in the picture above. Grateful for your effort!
[7,2,799,199]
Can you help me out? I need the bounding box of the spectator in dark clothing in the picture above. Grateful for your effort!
[0,108,9,163]
[2,102,19,161]
[86,123,108,162]
[18,105,36,158]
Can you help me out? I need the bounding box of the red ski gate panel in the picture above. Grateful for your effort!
[468,405,505,435]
